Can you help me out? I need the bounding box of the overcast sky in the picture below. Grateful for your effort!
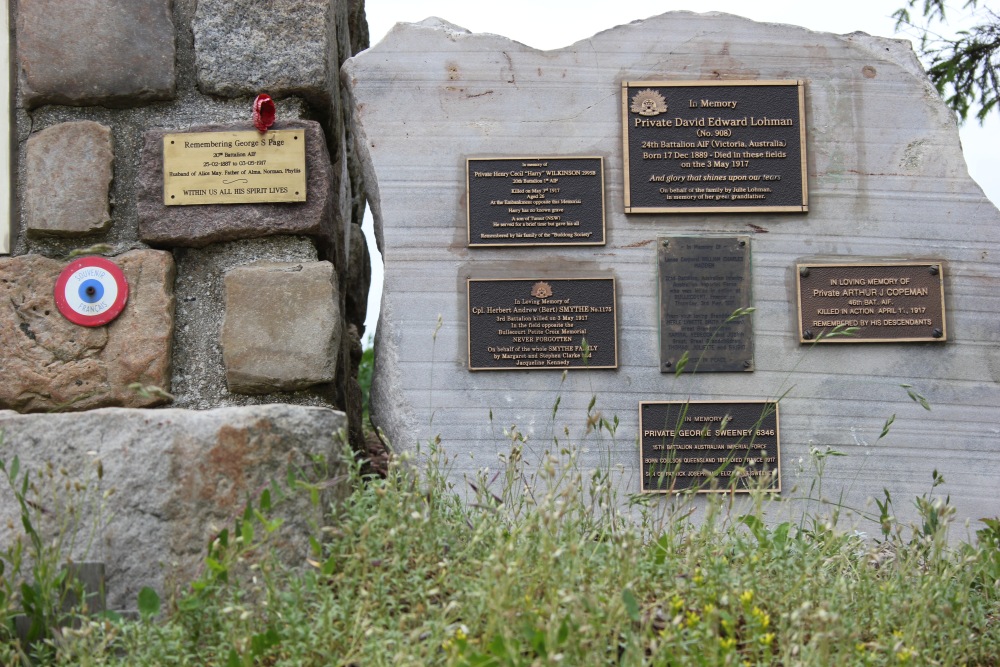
[359,1,999,336]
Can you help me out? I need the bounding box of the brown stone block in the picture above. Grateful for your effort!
[0,250,175,412]
[16,0,176,109]
[137,121,335,249]
[222,260,341,394]
[24,121,114,238]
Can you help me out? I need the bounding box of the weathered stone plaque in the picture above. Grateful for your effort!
[640,400,780,493]
[467,278,617,370]
[796,261,947,343]
[163,130,306,205]
[659,236,753,372]
[467,157,605,246]
[622,80,807,213]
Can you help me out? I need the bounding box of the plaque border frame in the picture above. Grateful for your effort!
[465,156,607,248]
[795,261,948,343]
[638,399,781,495]
[466,276,619,371]
[621,79,809,214]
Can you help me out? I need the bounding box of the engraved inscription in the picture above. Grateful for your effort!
[468,278,617,370]
[659,236,753,372]
[467,157,605,246]
[796,262,947,343]
[640,401,780,494]
[163,130,307,205]
[622,80,807,213]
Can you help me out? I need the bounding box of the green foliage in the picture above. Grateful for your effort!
[8,405,997,666]
[358,340,375,426]
[894,0,1000,123]
[136,588,160,621]
[0,443,113,665]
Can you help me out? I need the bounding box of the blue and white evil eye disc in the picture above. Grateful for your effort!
[54,257,129,327]
[77,279,105,304]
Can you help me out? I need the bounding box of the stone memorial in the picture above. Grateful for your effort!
[4,0,371,606]
[347,12,1000,527]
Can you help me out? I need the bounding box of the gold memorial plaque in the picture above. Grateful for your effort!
[640,400,780,494]
[796,261,947,343]
[163,130,306,205]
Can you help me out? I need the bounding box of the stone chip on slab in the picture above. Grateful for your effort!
[137,121,335,249]
[16,0,176,108]
[24,121,114,238]
[0,250,175,412]
[222,260,341,394]
[0,404,349,611]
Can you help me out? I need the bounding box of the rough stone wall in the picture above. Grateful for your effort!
[5,0,371,427]
[1,0,371,607]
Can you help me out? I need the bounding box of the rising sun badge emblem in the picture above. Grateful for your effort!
[531,281,553,299]
[630,89,668,116]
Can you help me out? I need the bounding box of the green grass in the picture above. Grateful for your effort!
[3,414,1000,666]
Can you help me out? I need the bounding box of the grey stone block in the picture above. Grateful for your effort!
[0,404,349,611]
[137,121,336,249]
[24,121,114,238]
[194,0,332,104]
[0,250,175,412]
[16,0,176,109]
[222,261,341,394]
[345,223,371,329]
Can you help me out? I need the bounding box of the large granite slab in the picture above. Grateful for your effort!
[344,13,1000,532]
[0,405,348,611]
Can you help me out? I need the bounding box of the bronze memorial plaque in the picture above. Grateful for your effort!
[796,261,947,343]
[466,157,605,246]
[659,236,753,372]
[622,80,807,214]
[467,277,617,370]
[163,130,307,205]
[640,400,780,494]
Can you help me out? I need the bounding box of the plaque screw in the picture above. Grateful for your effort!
[664,361,672,368]
[929,265,939,275]
[739,240,747,247]
[743,359,752,368]
[799,266,810,277]
[662,240,669,247]
[932,328,943,338]
[803,330,814,340]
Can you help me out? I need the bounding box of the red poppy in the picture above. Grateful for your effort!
[253,93,276,132]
